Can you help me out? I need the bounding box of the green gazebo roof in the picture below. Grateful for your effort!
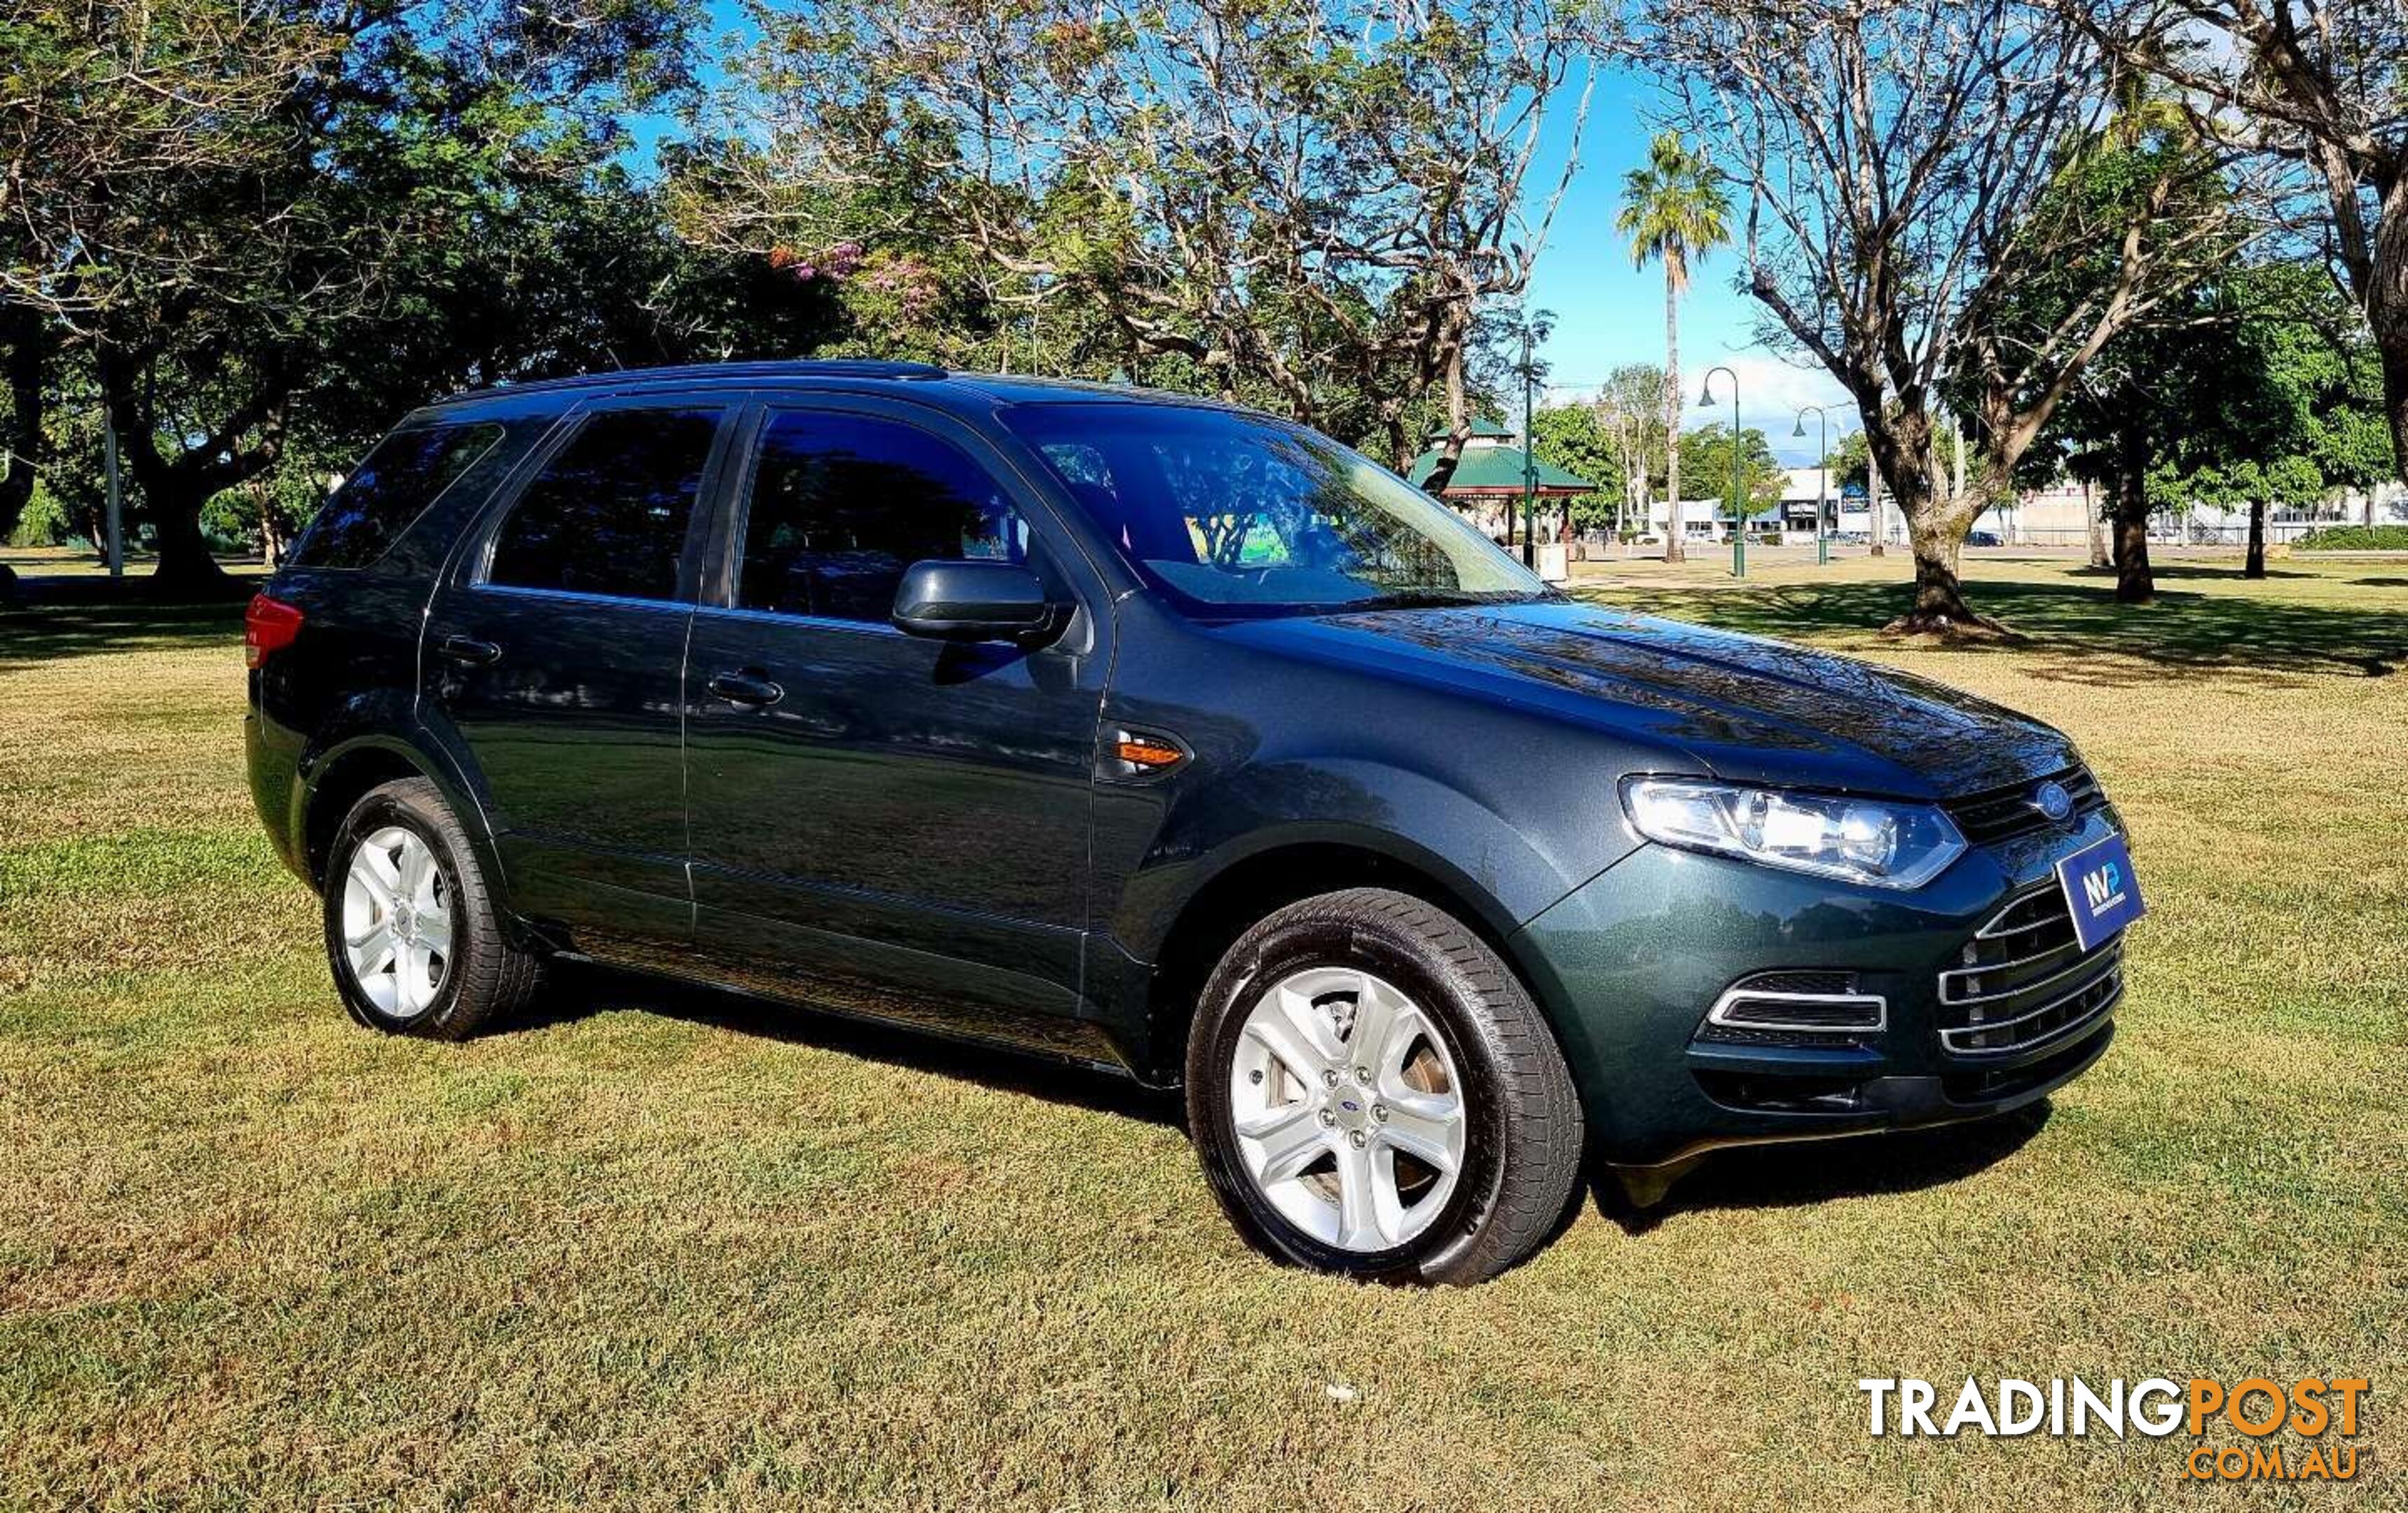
[1407,443,1597,495]
[1426,418,1520,441]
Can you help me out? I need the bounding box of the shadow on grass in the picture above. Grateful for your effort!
[2128,562,2327,581]
[1585,576,2408,684]
[530,962,1185,1130]
[0,601,247,668]
[1595,1103,2051,1236]
[536,962,2046,1246]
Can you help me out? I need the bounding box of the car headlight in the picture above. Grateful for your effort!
[1620,776,1967,890]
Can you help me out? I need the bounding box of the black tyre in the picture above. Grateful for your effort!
[1185,887,1584,1284]
[321,777,541,1040]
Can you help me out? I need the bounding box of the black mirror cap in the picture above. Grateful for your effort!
[890,558,1062,643]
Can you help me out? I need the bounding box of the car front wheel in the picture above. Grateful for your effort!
[1185,887,1585,1284]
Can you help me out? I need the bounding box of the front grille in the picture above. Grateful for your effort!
[1946,764,2106,846]
[1937,885,2123,1057]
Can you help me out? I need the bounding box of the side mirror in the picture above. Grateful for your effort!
[891,558,1060,642]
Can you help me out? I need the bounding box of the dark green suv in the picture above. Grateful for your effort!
[245,361,2140,1283]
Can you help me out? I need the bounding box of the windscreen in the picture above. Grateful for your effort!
[998,402,1548,616]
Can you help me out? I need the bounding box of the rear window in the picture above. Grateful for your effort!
[289,422,505,569]
[484,407,724,602]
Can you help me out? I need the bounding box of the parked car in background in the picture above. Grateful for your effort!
[1967,530,2004,548]
[245,361,2139,1283]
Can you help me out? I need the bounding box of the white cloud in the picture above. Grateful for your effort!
[1543,352,1864,464]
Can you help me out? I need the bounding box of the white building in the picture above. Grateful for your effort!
[1604,471,2405,550]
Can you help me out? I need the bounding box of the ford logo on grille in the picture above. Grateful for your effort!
[2033,780,2074,822]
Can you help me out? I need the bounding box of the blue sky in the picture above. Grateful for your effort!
[1520,71,1861,465]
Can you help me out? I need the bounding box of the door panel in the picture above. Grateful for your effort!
[422,399,734,958]
[682,403,1110,1049]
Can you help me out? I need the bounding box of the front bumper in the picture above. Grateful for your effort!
[1509,809,2127,1168]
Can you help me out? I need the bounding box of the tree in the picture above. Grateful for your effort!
[2085,1,2408,493]
[4,0,710,590]
[1528,403,1621,544]
[676,0,1601,484]
[1639,0,2241,633]
[1588,364,1667,535]
[2039,263,2390,597]
[1829,429,1873,497]
[1677,424,1784,517]
[1616,132,1729,565]
[0,0,338,586]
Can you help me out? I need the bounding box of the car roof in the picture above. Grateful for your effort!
[423,360,1246,423]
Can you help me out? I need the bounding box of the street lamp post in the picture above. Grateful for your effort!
[1520,322,1537,570]
[1793,404,1831,567]
[1699,366,1742,579]
[101,415,125,579]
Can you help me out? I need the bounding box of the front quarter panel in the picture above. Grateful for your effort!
[1088,595,1684,967]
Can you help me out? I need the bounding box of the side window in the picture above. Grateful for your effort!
[486,406,724,601]
[736,411,1025,623]
[289,422,504,570]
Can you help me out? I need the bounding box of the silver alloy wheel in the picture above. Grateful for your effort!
[1228,965,1468,1252]
[340,825,453,1019]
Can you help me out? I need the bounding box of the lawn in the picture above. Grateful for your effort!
[2,551,2401,1509]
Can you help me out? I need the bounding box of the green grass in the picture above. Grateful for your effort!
[2,554,2402,1509]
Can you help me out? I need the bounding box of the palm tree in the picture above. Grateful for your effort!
[1617,132,1731,563]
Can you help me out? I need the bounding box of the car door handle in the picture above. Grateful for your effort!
[436,635,502,665]
[707,670,785,707]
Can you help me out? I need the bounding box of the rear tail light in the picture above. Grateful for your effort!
[245,593,304,669]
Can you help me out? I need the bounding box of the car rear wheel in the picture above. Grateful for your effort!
[322,777,541,1040]
[1185,887,1584,1284]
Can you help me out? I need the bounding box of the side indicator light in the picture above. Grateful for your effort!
[1115,732,1187,773]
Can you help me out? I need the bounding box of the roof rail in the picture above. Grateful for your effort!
[439,359,949,405]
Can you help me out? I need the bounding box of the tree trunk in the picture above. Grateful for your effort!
[1630,456,1649,552]
[1867,456,1885,558]
[147,489,235,597]
[0,310,43,599]
[2085,481,2110,569]
[72,499,106,555]
[2375,310,2408,495]
[2369,180,2408,491]
[2111,430,2154,604]
[259,480,287,569]
[2114,511,2154,603]
[1866,408,1998,635]
[1899,506,1983,630]
[2107,423,2154,602]
[2245,497,2267,579]
[1419,346,1473,497]
[1663,268,1684,564]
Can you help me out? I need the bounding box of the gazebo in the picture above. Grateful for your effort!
[1405,421,1599,548]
